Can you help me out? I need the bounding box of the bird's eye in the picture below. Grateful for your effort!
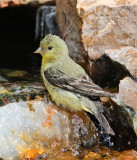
[48,46,53,50]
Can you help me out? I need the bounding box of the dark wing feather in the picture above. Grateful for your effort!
[44,68,115,98]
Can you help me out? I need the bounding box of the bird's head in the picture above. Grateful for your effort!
[34,34,69,61]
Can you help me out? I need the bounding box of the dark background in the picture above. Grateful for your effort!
[0,6,41,72]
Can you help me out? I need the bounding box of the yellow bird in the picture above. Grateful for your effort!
[34,34,115,135]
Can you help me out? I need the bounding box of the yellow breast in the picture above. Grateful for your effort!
[41,70,83,112]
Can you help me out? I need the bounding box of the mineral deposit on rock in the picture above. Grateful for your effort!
[0,100,94,159]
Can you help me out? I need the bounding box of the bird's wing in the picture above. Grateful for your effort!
[44,68,115,98]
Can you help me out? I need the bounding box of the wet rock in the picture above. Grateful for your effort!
[0,101,70,159]
[0,75,8,82]
[0,0,55,8]
[102,99,137,150]
[0,81,46,106]
[0,101,95,160]
[83,146,137,160]
[69,112,97,151]
[0,80,136,158]
[0,82,96,159]
[0,69,43,82]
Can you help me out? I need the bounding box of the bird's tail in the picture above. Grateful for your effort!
[84,100,115,135]
[99,113,115,135]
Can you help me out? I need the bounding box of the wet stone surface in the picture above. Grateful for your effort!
[0,69,136,160]
[0,81,46,106]
[0,71,96,159]
[0,99,96,160]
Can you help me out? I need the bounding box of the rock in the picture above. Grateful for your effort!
[0,81,46,106]
[56,0,137,61]
[0,0,55,8]
[84,151,101,159]
[105,47,137,79]
[56,0,137,80]
[0,81,136,157]
[89,46,137,87]
[83,146,137,160]
[6,70,28,78]
[0,81,96,159]
[56,0,85,63]
[0,101,69,159]
[0,75,8,82]
[0,101,95,159]
[0,69,43,82]
[77,0,137,60]
[118,77,137,133]
[118,77,137,111]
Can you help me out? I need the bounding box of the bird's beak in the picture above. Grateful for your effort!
[34,47,43,54]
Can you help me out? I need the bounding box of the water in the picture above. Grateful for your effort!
[35,6,57,41]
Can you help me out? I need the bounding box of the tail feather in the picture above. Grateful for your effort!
[86,100,115,135]
[100,114,115,135]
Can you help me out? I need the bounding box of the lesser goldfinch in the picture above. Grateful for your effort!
[34,34,115,135]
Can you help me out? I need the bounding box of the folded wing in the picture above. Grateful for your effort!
[44,68,115,98]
